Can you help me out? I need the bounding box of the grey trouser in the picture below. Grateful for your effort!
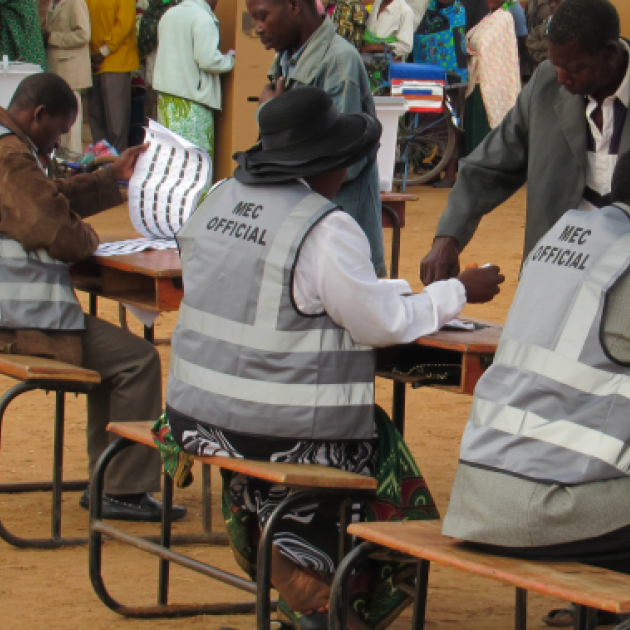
[82,315,162,495]
[87,72,131,154]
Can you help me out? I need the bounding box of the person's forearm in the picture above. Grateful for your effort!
[333,279,466,347]
[56,167,123,219]
[311,213,466,346]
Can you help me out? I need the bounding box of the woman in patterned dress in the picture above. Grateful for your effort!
[152,0,234,170]
[463,0,521,155]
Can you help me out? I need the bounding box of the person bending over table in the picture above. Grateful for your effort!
[419,0,630,285]
[0,73,186,523]
[160,86,504,630]
[443,153,630,628]
[248,0,387,278]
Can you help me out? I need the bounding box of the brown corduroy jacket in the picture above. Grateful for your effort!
[0,107,123,364]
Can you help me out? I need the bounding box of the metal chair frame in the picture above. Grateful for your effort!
[329,541,599,630]
[0,379,94,548]
[89,437,374,625]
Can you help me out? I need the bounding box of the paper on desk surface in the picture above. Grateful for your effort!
[124,304,160,328]
[127,119,212,239]
[442,318,476,331]
[95,237,178,256]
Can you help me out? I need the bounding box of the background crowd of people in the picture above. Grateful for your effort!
[0,0,563,186]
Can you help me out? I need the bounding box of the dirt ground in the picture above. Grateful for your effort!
[0,185,580,630]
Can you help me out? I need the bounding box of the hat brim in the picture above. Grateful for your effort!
[232,112,382,185]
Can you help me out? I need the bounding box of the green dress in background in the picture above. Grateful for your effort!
[463,84,491,156]
[157,93,215,162]
[0,0,47,69]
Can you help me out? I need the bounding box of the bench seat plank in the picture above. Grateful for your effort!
[0,355,101,384]
[347,521,630,613]
[108,421,377,491]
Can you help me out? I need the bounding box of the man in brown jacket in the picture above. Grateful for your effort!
[0,72,185,522]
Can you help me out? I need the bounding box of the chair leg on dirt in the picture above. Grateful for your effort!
[329,541,380,630]
[88,437,260,619]
[573,606,598,630]
[256,490,375,630]
[0,380,89,548]
[515,588,527,630]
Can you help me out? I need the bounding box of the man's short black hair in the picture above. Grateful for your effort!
[612,152,630,206]
[548,0,619,56]
[8,72,78,117]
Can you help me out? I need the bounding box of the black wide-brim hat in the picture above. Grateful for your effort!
[233,86,382,185]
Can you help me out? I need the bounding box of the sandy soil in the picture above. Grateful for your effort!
[0,185,583,630]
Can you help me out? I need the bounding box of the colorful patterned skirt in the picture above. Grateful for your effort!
[213,406,439,630]
[157,92,215,161]
[0,0,47,69]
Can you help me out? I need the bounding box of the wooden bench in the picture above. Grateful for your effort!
[329,521,630,630]
[89,420,377,625]
[0,354,100,549]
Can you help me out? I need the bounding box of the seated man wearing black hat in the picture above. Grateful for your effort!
[162,86,504,629]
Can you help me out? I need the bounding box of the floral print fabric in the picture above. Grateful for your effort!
[466,7,521,129]
[0,0,47,69]
[413,0,468,83]
[157,92,214,161]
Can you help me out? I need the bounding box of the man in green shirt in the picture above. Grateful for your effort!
[247,0,387,277]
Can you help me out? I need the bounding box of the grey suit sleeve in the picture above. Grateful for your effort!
[436,72,538,250]
[601,271,630,364]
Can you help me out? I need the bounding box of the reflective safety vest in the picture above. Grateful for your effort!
[166,178,376,440]
[0,126,85,332]
[461,203,630,485]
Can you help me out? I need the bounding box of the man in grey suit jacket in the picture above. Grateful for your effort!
[420,0,630,285]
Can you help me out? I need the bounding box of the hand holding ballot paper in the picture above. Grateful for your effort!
[96,120,213,256]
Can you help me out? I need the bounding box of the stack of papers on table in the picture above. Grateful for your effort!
[95,120,212,256]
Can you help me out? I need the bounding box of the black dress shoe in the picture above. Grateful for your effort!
[79,488,187,522]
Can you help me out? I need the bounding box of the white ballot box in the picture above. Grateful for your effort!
[0,57,42,109]
[374,96,408,192]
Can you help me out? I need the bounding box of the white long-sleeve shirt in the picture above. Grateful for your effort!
[293,210,467,346]
[365,0,416,59]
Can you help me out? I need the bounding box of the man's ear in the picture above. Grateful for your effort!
[601,40,621,63]
[33,105,47,124]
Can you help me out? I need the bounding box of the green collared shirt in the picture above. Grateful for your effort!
[265,17,385,276]
[268,17,376,182]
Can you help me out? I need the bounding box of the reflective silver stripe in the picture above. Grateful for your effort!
[555,232,630,359]
[171,355,374,408]
[471,396,630,473]
[495,338,630,399]
[179,302,372,353]
[254,193,332,328]
[0,281,78,304]
[0,238,63,265]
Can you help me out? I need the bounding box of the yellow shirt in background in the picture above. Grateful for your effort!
[84,0,139,73]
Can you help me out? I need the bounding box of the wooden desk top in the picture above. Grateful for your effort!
[380,192,418,203]
[415,318,502,354]
[109,421,377,491]
[92,249,181,279]
[348,521,630,614]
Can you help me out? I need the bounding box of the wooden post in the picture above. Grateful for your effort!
[213,1,276,182]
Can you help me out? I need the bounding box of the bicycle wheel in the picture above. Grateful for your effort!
[393,111,456,187]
